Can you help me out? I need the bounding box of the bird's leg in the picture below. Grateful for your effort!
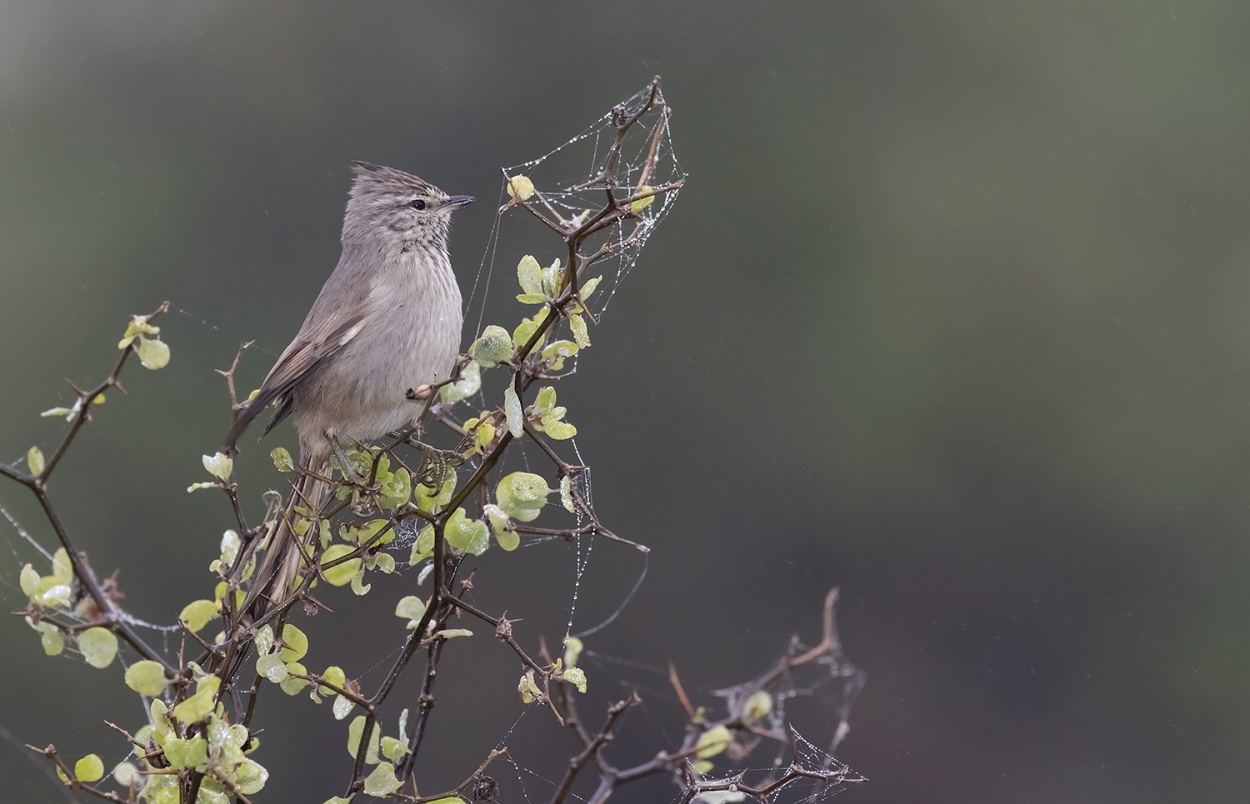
[328,435,368,486]
[405,436,467,492]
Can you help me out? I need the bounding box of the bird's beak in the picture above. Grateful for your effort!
[446,195,475,209]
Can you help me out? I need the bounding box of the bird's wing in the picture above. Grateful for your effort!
[224,313,367,449]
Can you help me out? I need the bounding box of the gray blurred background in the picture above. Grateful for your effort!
[3,2,1249,802]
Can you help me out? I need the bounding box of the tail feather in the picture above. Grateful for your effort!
[244,461,332,621]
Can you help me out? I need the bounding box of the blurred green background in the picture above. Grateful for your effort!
[3,2,1249,802]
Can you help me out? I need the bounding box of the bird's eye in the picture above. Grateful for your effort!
[409,199,427,211]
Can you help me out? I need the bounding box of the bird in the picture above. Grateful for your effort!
[225,161,472,619]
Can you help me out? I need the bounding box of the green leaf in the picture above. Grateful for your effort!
[163,735,208,770]
[541,340,579,370]
[395,595,427,629]
[440,359,482,403]
[409,524,435,565]
[495,526,519,552]
[26,446,45,476]
[743,690,773,723]
[563,666,588,694]
[321,544,361,587]
[496,471,549,522]
[255,625,275,655]
[434,628,473,640]
[569,313,590,348]
[516,292,547,304]
[469,325,513,368]
[257,652,288,683]
[333,694,354,720]
[34,621,65,655]
[580,275,603,300]
[179,599,220,633]
[270,447,294,473]
[124,660,170,696]
[74,754,104,783]
[346,715,380,764]
[560,475,575,513]
[78,627,118,669]
[378,467,412,510]
[279,623,309,662]
[563,636,583,667]
[541,415,577,440]
[201,452,233,482]
[414,468,457,513]
[506,174,535,201]
[321,666,346,696]
[695,725,731,760]
[427,798,466,804]
[19,564,40,599]
[137,336,171,370]
[50,548,72,584]
[512,308,549,349]
[40,406,75,418]
[173,676,220,724]
[380,736,410,761]
[533,386,557,417]
[363,762,403,797]
[541,258,562,297]
[630,184,656,214]
[445,508,490,556]
[504,385,524,437]
[323,798,355,804]
[280,662,310,696]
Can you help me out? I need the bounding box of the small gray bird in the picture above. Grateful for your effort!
[226,162,471,618]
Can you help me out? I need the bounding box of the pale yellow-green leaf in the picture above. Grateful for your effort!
[409,524,434,565]
[346,715,381,764]
[40,626,65,655]
[179,599,220,633]
[472,419,496,454]
[395,595,427,629]
[321,666,347,696]
[350,569,371,596]
[512,308,549,349]
[279,623,309,662]
[220,529,241,565]
[516,292,547,304]
[19,564,40,599]
[518,670,542,704]
[379,467,411,510]
[187,482,218,493]
[469,325,513,368]
[333,694,354,720]
[257,652,288,683]
[414,468,456,513]
[541,417,577,440]
[113,762,140,786]
[173,676,220,724]
[372,552,395,574]
[541,340,579,371]
[518,251,547,293]
[581,275,603,299]
[41,406,75,418]
[743,690,773,723]
[427,798,466,804]
[434,628,473,640]
[254,624,275,656]
[201,452,233,481]
[73,753,105,783]
[695,725,731,760]
[563,666,587,694]
[124,660,170,696]
[323,798,354,804]
[503,384,524,437]
[380,736,410,761]
[505,174,535,201]
[231,758,268,794]
[630,184,656,214]
[163,735,208,770]
[26,446,45,476]
[495,526,519,552]
[321,544,360,586]
[280,662,310,696]
[78,627,118,669]
[270,447,294,473]
[496,471,549,522]
[136,336,171,370]
[445,508,490,556]
[440,359,482,403]
[50,548,72,584]
[569,313,590,348]
[533,386,557,416]
[363,762,402,797]
[560,475,575,513]
[541,258,562,297]
[563,636,583,668]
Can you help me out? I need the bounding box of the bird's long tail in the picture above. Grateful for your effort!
[244,459,332,621]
